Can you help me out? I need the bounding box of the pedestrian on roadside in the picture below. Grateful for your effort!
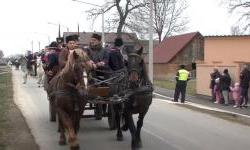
[230,82,241,108]
[23,50,33,84]
[220,69,231,105]
[209,68,221,101]
[239,65,250,108]
[214,78,222,104]
[173,64,191,103]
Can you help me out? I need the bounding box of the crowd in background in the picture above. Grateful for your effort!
[210,65,250,108]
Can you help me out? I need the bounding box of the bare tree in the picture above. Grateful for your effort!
[86,0,148,37]
[126,0,188,42]
[231,25,243,35]
[0,50,3,59]
[223,0,250,33]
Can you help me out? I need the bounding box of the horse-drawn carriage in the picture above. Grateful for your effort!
[47,48,153,150]
[49,67,128,129]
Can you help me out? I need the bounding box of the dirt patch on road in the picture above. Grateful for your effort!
[0,67,39,150]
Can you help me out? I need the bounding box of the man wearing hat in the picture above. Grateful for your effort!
[108,37,125,71]
[56,37,64,49]
[44,41,60,84]
[59,34,91,70]
[58,34,79,69]
[85,33,110,73]
[173,64,191,103]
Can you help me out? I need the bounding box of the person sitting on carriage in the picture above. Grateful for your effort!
[84,33,110,83]
[58,34,92,71]
[108,37,125,71]
[44,41,61,84]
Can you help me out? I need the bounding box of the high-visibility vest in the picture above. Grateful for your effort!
[178,69,189,81]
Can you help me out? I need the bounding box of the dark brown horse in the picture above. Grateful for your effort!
[49,49,88,150]
[115,47,153,150]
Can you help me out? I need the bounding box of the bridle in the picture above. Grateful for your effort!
[127,53,143,87]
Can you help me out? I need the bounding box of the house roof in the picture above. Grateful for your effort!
[63,32,138,45]
[204,34,250,38]
[153,32,201,63]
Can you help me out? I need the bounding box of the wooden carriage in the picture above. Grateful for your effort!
[49,68,128,130]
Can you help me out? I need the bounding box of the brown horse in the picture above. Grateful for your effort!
[49,49,88,150]
[115,47,153,150]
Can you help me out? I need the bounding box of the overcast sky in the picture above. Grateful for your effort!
[0,0,237,56]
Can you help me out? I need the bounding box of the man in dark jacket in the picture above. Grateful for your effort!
[46,41,60,82]
[220,69,231,105]
[84,33,110,77]
[108,37,125,71]
[240,65,250,107]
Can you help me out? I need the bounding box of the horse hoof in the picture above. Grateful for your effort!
[117,135,123,141]
[132,147,139,150]
[58,140,66,145]
[136,142,142,148]
[121,125,128,131]
[70,145,80,150]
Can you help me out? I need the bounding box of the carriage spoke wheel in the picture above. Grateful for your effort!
[49,99,56,122]
[108,104,117,130]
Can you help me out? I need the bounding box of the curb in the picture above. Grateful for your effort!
[154,92,250,126]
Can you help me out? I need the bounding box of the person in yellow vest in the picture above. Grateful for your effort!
[173,64,191,103]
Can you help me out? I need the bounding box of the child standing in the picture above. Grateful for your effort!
[230,82,241,107]
[214,78,222,104]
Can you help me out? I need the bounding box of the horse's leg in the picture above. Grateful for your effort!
[126,112,137,150]
[58,117,66,145]
[135,111,147,148]
[71,110,80,134]
[57,107,80,150]
[114,104,123,141]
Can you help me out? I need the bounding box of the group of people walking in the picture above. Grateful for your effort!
[21,33,126,90]
[210,65,250,108]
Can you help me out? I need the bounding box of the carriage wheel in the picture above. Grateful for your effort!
[94,104,103,120]
[49,100,56,122]
[108,104,117,130]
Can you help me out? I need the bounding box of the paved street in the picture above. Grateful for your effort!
[12,69,250,150]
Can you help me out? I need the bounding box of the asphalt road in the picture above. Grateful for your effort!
[12,69,250,150]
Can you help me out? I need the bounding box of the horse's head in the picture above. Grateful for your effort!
[66,49,88,96]
[126,46,144,88]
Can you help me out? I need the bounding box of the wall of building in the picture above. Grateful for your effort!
[196,36,250,96]
[153,63,178,80]
[205,36,250,64]
[196,63,239,96]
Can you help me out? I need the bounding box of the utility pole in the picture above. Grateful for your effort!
[149,0,154,83]
[31,40,34,53]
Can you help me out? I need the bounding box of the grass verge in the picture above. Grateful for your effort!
[154,79,196,95]
[0,68,12,149]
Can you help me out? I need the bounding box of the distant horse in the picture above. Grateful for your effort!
[48,49,88,150]
[115,47,153,150]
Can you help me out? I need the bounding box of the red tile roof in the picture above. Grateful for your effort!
[153,32,201,63]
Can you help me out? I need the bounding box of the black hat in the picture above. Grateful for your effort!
[56,37,64,43]
[49,41,58,49]
[66,34,79,43]
[180,64,185,69]
[91,33,102,41]
[114,37,123,47]
[223,69,228,74]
